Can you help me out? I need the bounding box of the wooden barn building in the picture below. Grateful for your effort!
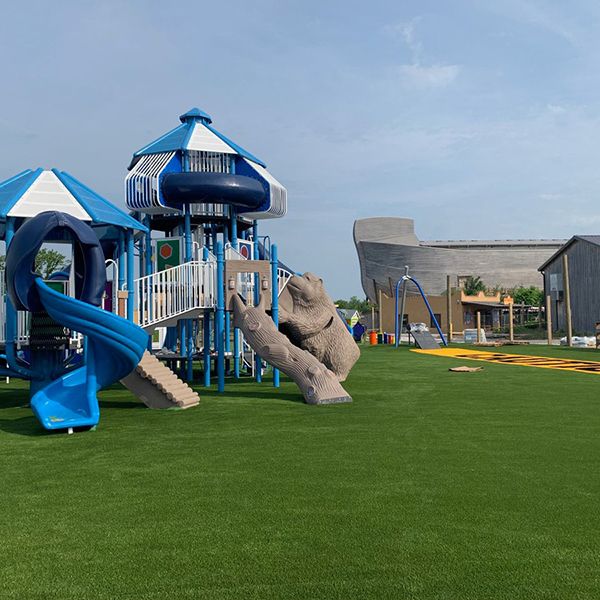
[539,236,600,335]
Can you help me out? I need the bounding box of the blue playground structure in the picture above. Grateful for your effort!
[0,108,292,432]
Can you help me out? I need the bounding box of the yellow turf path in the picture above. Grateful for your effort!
[412,347,600,374]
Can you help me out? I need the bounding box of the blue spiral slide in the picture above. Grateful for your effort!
[5,211,148,431]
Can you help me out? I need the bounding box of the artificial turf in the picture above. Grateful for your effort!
[1,344,600,599]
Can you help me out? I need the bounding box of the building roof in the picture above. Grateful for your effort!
[132,107,266,167]
[0,168,147,232]
[423,239,567,249]
[576,235,600,246]
[538,235,600,271]
[461,300,509,309]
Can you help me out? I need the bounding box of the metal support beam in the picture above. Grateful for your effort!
[252,221,262,382]
[216,241,225,392]
[562,254,572,347]
[126,229,134,321]
[118,229,125,291]
[271,243,280,387]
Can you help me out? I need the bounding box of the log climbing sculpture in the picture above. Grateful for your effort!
[231,294,352,404]
[278,273,360,381]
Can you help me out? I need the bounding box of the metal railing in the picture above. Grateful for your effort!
[134,260,217,329]
[277,267,293,295]
[225,243,255,304]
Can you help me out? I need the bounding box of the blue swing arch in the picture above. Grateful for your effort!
[394,276,448,348]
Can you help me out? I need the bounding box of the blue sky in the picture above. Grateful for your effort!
[2,0,600,298]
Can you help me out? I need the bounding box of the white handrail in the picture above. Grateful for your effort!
[134,260,217,328]
[105,259,119,314]
[278,267,293,296]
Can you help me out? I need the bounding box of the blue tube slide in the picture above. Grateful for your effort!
[30,282,148,429]
[161,172,265,209]
[5,211,148,431]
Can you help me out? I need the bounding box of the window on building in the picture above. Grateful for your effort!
[431,313,442,329]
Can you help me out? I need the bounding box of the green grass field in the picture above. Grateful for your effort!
[1,344,600,599]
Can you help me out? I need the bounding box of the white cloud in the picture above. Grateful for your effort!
[483,1,581,47]
[396,63,460,88]
[385,17,460,89]
[547,104,566,114]
[384,18,423,61]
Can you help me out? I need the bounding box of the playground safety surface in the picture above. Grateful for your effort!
[413,347,600,374]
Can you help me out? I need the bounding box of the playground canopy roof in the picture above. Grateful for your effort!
[0,168,147,240]
[130,107,266,168]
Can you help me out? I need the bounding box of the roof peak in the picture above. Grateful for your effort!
[0,168,146,232]
[179,107,212,124]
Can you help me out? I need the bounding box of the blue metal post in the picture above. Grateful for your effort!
[118,229,125,292]
[271,244,280,387]
[394,279,403,348]
[216,242,225,392]
[231,209,238,250]
[230,203,239,377]
[143,217,153,350]
[224,212,230,246]
[211,223,217,252]
[184,205,193,261]
[252,221,262,382]
[233,322,240,379]
[202,254,211,387]
[184,204,194,381]
[144,215,152,276]
[4,217,33,379]
[230,158,237,249]
[225,312,231,355]
[222,201,230,371]
[126,229,134,321]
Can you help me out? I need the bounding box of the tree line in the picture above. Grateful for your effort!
[336,275,545,317]
[461,275,544,306]
[0,249,69,279]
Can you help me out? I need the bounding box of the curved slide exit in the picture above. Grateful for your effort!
[5,211,147,431]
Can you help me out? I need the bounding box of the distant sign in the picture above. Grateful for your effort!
[155,237,182,271]
[550,273,559,292]
[238,240,253,260]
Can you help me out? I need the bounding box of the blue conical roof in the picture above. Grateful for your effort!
[132,107,266,167]
[0,168,146,234]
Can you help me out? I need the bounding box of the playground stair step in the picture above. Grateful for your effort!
[120,351,200,410]
[142,308,204,332]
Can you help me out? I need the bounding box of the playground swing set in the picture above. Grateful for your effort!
[393,267,448,350]
[0,108,359,433]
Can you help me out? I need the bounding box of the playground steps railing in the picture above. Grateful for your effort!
[133,260,217,330]
[121,350,200,409]
[277,267,293,295]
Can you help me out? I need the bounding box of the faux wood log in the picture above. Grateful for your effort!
[231,294,352,405]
